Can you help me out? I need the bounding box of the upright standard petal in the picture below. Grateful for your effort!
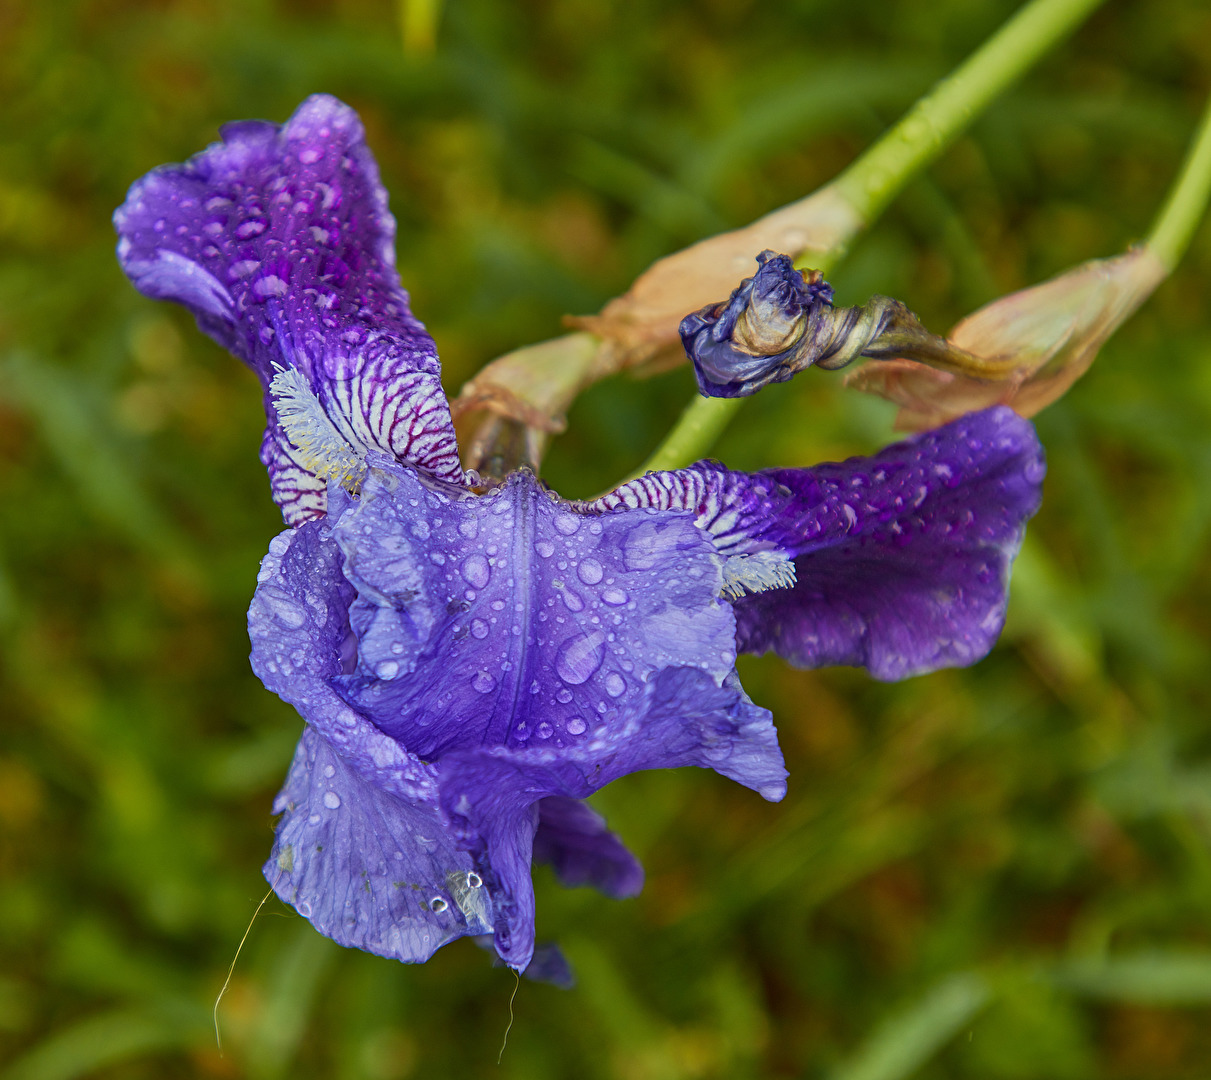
[588,407,1045,680]
[114,95,465,523]
[250,459,786,971]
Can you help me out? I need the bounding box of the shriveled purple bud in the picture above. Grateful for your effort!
[683,252,1009,400]
[680,251,835,396]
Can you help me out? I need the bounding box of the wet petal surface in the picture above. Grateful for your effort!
[249,463,787,970]
[590,407,1045,679]
[267,727,493,962]
[114,95,464,522]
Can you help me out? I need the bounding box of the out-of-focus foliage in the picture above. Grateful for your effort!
[3,1,1211,1077]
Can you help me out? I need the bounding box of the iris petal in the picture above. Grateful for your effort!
[249,461,787,971]
[533,797,644,899]
[589,407,1045,679]
[267,727,492,963]
[114,94,465,523]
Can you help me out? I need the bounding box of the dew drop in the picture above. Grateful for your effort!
[323,765,336,778]
[323,791,341,810]
[376,660,399,679]
[554,515,580,536]
[555,630,606,685]
[461,554,490,588]
[471,670,497,694]
[467,872,482,888]
[470,618,490,639]
[298,901,312,917]
[458,518,478,540]
[561,590,584,612]
[537,722,553,739]
[601,588,628,606]
[431,897,448,913]
[535,540,555,558]
[604,672,626,698]
[262,594,307,628]
[566,717,586,735]
[577,558,603,585]
[411,520,431,540]
[556,688,573,704]
[237,218,267,239]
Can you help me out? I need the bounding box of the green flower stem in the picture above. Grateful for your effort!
[1147,95,1211,272]
[635,0,1107,477]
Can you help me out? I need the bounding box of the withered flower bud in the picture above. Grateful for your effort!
[681,252,988,398]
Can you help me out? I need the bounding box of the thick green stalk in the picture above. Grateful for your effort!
[1147,95,1211,272]
[636,0,1106,476]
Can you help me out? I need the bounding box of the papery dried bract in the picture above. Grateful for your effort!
[847,247,1168,430]
[454,186,862,466]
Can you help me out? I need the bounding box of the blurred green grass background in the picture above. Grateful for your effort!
[3,0,1211,1077]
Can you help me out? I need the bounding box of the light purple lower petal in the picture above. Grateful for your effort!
[533,797,644,900]
[437,665,785,969]
[267,727,492,962]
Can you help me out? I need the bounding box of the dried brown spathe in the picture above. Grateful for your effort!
[846,246,1169,431]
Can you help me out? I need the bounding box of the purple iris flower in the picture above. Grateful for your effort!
[114,95,1045,976]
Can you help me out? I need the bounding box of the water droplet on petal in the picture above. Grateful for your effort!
[471,670,497,694]
[535,540,555,558]
[566,717,586,735]
[262,594,307,628]
[461,554,490,589]
[601,588,628,606]
[604,673,626,697]
[577,558,603,585]
[470,618,490,639]
[556,688,573,704]
[555,631,606,685]
[561,590,584,612]
[537,722,553,739]
[554,515,580,536]
[376,660,399,679]
[459,518,478,540]
[237,217,267,239]
[323,791,341,809]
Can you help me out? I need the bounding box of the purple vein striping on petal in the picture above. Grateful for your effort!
[114,94,466,524]
[585,407,1045,680]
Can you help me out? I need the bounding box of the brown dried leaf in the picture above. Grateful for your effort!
[846,246,1168,430]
